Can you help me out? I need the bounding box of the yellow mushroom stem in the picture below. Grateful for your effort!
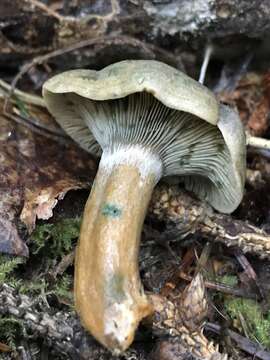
[75,161,158,353]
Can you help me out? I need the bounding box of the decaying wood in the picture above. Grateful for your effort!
[1,0,270,71]
[149,185,270,259]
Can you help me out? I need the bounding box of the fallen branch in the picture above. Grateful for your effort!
[0,79,45,107]
[206,322,270,360]
[246,133,270,150]
[150,186,270,259]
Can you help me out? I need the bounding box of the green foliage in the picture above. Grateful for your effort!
[19,279,47,295]
[0,317,23,349]
[0,218,78,355]
[31,217,81,257]
[53,274,74,304]
[218,275,238,287]
[225,297,270,349]
[0,255,25,285]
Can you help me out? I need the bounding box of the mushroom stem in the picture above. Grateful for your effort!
[75,149,161,354]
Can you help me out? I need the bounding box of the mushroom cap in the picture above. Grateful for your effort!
[43,60,218,125]
[42,60,246,213]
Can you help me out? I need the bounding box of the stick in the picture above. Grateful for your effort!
[199,44,213,84]
[246,133,270,150]
[150,186,270,259]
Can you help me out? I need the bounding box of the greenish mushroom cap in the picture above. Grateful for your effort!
[43,60,246,213]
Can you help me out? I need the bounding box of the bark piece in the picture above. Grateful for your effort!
[1,0,270,70]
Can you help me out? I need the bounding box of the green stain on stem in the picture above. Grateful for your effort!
[106,273,126,303]
[101,203,122,218]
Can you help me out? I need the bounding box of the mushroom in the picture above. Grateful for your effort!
[42,60,246,354]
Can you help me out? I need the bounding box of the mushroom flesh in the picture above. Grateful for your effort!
[42,60,246,354]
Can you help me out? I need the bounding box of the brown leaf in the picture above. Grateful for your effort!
[21,181,86,233]
[0,101,96,256]
[247,96,269,136]
[0,342,11,352]
[218,71,270,136]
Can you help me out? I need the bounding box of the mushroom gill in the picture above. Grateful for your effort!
[65,92,237,212]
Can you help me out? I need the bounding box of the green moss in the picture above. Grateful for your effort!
[52,274,74,305]
[0,218,79,356]
[19,279,47,295]
[31,217,81,257]
[0,255,25,286]
[218,275,238,287]
[0,317,23,350]
[225,297,270,349]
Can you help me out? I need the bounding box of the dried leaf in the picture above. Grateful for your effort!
[0,101,96,256]
[247,97,269,136]
[218,71,270,136]
[0,342,11,352]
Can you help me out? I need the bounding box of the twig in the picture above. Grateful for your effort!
[3,112,68,141]
[206,322,270,360]
[25,0,74,22]
[7,35,183,105]
[199,44,213,84]
[179,271,256,299]
[246,133,270,150]
[54,250,75,278]
[25,0,120,24]
[0,79,45,107]
[234,249,265,300]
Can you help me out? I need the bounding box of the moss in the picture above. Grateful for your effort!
[31,217,81,257]
[218,275,238,287]
[0,255,25,286]
[0,218,79,356]
[0,317,23,350]
[52,274,74,305]
[225,297,270,349]
[0,218,79,300]
[19,279,47,295]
